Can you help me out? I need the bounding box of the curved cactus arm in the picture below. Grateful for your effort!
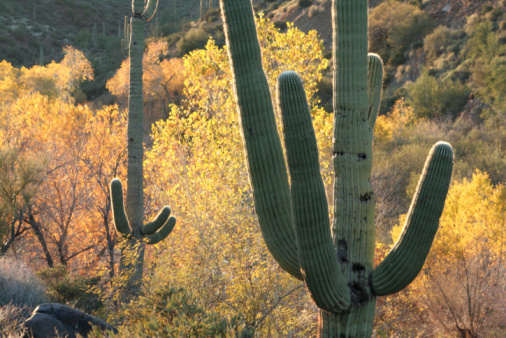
[367,53,383,128]
[142,206,172,235]
[146,215,176,245]
[121,16,130,57]
[110,178,132,237]
[278,71,350,312]
[143,0,158,22]
[220,0,302,280]
[371,142,454,296]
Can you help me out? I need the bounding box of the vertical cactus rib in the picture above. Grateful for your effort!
[126,13,145,234]
[371,142,454,296]
[278,71,350,312]
[110,178,131,236]
[220,0,302,280]
[367,53,383,128]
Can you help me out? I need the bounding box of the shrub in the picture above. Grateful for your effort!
[297,0,312,8]
[204,8,220,23]
[37,265,103,314]
[308,5,319,18]
[0,304,31,337]
[0,257,48,307]
[177,27,210,57]
[273,20,288,31]
[369,2,433,65]
[116,285,254,337]
[407,70,469,119]
[424,25,452,61]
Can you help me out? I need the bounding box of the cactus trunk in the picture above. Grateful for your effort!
[327,0,376,334]
[112,0,176,302]
[119,0,147,299]
[220,0,453,336]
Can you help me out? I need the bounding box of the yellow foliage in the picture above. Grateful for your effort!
[374,98,417,145]
[106,40,185,119]
[0,47,93,104]
[388,170,505,336]
[143,15,329,335]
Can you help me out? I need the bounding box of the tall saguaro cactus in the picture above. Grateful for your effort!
[220,0,454,336]
[110,0,176,301]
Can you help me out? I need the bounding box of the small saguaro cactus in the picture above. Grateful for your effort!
[111,0,175,302]
[110,178,176,245]
[220,0,454,336]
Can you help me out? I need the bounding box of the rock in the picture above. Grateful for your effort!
[21,303,117,338]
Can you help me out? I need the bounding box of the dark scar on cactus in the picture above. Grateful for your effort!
[337,240,348,263]
[350,281,369,305]
[352,263,365,272]
[360,193,372,202]
[358,153,367,159]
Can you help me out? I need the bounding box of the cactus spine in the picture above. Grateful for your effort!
[111,0,175,301]
[220,0,454,336]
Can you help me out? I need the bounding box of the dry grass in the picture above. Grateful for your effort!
[0,257,48,307]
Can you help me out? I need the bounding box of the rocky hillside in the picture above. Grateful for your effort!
[271,0,500,51]
[0,0,202,67]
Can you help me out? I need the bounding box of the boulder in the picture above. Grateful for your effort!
[21,303,117,338]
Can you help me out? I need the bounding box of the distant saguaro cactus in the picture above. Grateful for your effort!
[111,0,175,302]
[220,0,454,335]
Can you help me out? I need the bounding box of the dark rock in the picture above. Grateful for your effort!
[21,303,117,338]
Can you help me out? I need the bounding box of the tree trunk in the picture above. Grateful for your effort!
[25,209,54,268]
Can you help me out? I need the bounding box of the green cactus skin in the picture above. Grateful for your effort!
[112,0,176,301]
[110,178,176,245]
[220,0,454,336]
[278,71,350,313]
[220,0,302,280]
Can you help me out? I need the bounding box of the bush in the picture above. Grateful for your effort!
[177,28,210,57]
[297,0,312,8]
[369,2,433,65]
[0,257,48,307]
[0,304,32,337]
[116,285,254,337]
[273,20,288,31]
[407,70,469,119]
[424,25,452,61]
[37,265,103,314]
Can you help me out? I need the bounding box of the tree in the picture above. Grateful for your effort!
[0,93,127,274]
[107,40,185,121]
[0,147,45,257]
[220,0,453,336]
[391,171,505,337]
[143,17,330,334]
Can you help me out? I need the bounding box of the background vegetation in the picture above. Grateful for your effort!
[0,0,504,336]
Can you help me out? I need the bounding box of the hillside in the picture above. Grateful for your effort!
[0,0,202,67]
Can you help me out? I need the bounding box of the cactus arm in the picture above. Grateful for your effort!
[367,53,383,128]
[142,206,172,235]
[121,16,130,57]
[146,215,176,245]
[278,71,350,312]
[143,0,158,22]
[110,178,131,237]
[371,142,454,296]
[220,0,302,280]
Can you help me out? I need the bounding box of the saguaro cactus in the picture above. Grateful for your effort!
[111,0,175,301]
[220,0,454,336]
